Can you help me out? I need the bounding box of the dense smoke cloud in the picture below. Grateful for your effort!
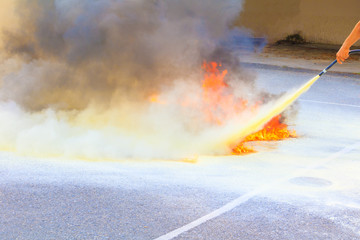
[1,0,247,110]
[0,0,278,160]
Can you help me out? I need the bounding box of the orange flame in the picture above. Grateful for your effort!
[202,61,296,155]
[232,115,296,155]
[202,61,249,124]
[149,61,296,156]
[243,115,296,142]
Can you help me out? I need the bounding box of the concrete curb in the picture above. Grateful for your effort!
[240,62,360,78]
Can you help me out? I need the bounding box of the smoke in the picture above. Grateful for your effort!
[1,0,249,110]
[0,0,270,160]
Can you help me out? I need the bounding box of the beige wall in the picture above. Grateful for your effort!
[0,1,359,47]
[236,0,360,45]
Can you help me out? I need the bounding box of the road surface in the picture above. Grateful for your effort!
[1,65,360,240]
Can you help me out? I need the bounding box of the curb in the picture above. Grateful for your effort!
[240,61,360,78]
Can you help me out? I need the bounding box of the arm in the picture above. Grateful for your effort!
[336,21,360,64]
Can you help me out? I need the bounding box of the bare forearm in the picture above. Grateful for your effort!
[336,21,360,64]
[341,21,360,49]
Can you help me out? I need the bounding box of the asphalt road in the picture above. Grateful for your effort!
[1,65,360,240]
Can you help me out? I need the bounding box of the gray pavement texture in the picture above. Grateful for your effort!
[0,183,235,240]
[1,62,360,240]
[177,198,360,240]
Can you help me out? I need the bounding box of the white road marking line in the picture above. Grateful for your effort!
[154,141,360,240]
[299,99,360,108]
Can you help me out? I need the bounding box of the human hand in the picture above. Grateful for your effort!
[336,46,350,64]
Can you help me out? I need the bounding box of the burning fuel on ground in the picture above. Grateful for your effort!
[0,0,300,161]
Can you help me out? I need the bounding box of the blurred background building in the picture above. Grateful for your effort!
[0,0,359,47]
[236,0,360,46]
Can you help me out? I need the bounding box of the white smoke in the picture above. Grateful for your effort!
[0,0,268,160]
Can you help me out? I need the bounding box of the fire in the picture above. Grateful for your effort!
[202,61,297,155]
[202,61,249,124]
[202,62,228,91]
[243,115,296,142]
[232,114,296,155]
[149,61,297,156]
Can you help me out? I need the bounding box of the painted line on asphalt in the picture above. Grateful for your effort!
[299,99,360,108]
[154,141,360,240]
